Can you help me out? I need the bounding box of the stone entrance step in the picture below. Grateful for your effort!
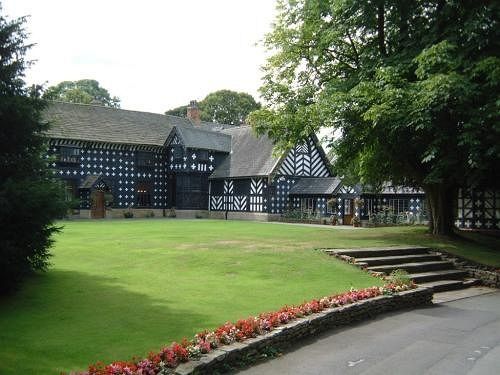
[329,246,430,258]
[356,254,442,266]
[367,260,455,274]
[410,269,469,283]
[419,279,467,293]
[325,246,479,293]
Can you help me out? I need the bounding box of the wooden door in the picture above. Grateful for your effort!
[91,191,105,219]
[343,198,354,225]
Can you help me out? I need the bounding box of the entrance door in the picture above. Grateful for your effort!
[343,198,354,225]
[91,191,105,219]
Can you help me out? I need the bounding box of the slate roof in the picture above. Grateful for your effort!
[175,125,231,152]
[209,126,281,179]
[44,102,180,146]
[288,177,342,195]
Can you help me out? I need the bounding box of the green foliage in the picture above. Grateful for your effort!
[0,9,67,294]
[165,90,261,125]
[165,104,187,118]
[42,79,120,108]
[249,0,500,235]
[388,269,412,287]
[200,90,261,125]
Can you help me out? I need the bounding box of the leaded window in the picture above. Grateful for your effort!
[198,150,209,161]
[136,182,152,207]
[59,147,80,163]
[172,145,183,160]
[301,198,316,212]
[137,152,154,167]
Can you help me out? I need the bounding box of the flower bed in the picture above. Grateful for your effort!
[71,284,419,375]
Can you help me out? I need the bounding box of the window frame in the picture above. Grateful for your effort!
[136,151,154,167]
[136,182,152,207]
[59,146,80,164]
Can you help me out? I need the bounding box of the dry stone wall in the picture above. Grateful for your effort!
[174,287,433,375]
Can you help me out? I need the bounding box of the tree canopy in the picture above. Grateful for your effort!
[42,79,120,108]
[248,0,500,235]
[0,9,67,293]
[165,89,260,125]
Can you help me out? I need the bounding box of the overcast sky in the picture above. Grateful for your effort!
[3,0,277,114]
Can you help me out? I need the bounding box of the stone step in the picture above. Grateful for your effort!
[328,246,430,258]
[410,269,469,283]
[463,278,481,287]
[367,260,454,274]
[419,279,466,293]
[356,254,441,266]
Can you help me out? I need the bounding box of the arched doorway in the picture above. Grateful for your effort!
[80,174,112,219]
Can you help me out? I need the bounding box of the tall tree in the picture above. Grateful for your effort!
[248,0,500,235]
[0,9,67,294]
[200,90,261,125]
[43,79,120,108]
[165,89,261,125]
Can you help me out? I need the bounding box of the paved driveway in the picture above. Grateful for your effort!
[238,291,500,375]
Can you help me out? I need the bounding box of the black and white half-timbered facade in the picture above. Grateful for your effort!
[44,101,498,229]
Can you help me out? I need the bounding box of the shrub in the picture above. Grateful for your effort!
[0,13,67,294]
[388,269,413,286]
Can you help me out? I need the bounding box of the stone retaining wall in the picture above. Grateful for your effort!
[174,287,432,375]
[436,251,500,288]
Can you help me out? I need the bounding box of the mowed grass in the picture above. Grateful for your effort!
[0,220,498,375]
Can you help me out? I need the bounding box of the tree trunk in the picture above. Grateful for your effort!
[424,184,457,236]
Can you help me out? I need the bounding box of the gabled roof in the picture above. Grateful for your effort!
[44,102,198,146]
[79,174,110,190]
[173,125,232,153]
[288,177,342,195]
[209,126,281,179]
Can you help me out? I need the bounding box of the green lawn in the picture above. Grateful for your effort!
[0,220,498,375]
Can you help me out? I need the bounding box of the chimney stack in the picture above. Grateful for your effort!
[186,100,201,125]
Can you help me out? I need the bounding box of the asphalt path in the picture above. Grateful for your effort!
[238,291,500,375]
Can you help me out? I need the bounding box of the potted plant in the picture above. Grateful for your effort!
[351,215,361,227]
[168,207,176,218]
[330,213,338,225]
[123,204,134,218]
[354,197,365,208]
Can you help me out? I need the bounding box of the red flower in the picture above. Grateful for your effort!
[159,347,177,368]
[172,342,189,363]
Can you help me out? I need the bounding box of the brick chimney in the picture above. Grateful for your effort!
[186,100,201,125]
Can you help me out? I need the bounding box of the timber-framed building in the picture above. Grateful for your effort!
[44,101,497,229]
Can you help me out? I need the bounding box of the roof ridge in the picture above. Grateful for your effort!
[176,123,232,137]
[50,101,235,129]
[50,101,167,117]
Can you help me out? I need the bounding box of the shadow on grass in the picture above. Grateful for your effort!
[0,269,210,375]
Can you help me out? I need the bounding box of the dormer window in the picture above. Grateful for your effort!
[172,145,183,160]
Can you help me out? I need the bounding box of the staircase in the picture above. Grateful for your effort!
[326,246,479,292]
